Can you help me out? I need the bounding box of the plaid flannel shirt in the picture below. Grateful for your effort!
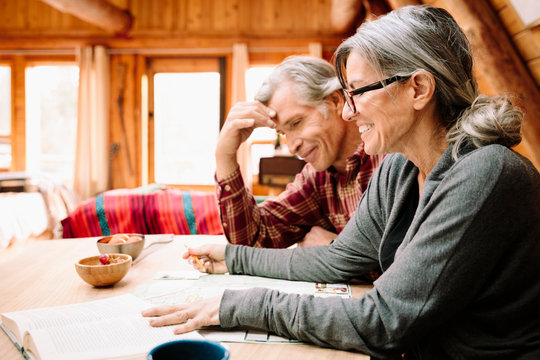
[215,144,384,248]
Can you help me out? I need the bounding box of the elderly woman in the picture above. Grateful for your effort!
[143,6,540,359]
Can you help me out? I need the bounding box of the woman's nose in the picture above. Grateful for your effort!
[342,104,355,121]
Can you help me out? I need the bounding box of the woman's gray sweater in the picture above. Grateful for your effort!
[219,144,540,359]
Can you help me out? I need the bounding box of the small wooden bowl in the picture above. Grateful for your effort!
[97,234,145,260]
[75,254,132,287]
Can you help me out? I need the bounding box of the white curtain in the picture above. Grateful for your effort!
[308,42,323,58]
[74,46,110,200]
[231,43,252,189]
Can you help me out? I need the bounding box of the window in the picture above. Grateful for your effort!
[0,65,11,169]
[25,65,78,185]
[147,58,223,187]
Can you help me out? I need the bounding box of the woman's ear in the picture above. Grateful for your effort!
[410,71,436,110]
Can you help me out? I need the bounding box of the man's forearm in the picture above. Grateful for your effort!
[215,153,239,181]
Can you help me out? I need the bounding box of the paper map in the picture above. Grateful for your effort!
[134,273,350,344]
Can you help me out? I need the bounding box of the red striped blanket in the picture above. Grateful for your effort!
[61,188,223,238]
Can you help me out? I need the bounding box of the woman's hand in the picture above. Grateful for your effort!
[183,244,228,273]
[142,296,222,335]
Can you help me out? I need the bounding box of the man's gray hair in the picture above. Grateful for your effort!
[255,56,341,109]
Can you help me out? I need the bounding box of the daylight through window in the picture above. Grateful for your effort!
[25,65,79,185]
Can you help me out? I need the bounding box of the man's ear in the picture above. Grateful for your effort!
[326,90,344,111]
[409,71,436,111]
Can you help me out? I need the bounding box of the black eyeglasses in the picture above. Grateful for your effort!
[342,75,411,113]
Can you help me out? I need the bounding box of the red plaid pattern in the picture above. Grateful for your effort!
[216,144,384,248]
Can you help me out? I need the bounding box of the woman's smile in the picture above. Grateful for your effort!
[358,124,373,134]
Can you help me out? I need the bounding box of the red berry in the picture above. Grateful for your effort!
[99,254,109,265]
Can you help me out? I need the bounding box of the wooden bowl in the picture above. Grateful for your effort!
[75,254,132,287]
[97,234,145,260]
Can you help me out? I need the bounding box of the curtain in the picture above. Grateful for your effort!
[308,42,323,58]
[231,43,252,189]
[74,46,110,200]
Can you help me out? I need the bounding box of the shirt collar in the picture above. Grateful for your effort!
[327,143,368,182]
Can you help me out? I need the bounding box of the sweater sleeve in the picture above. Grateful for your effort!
[363,146,540,354]
[218,157,390,356]
[219,146,540,358]
[223,156,388,282]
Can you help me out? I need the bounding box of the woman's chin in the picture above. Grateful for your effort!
[363,142,377,155]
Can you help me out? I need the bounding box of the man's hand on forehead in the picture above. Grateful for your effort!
[254,104,276,129]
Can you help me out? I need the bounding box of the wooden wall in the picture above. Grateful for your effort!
[0,0,347,44]
[421,0,540,169]
[490,0,540,84]
[0,0,538,191]
[0,0,348,190]
[487,0,540,165]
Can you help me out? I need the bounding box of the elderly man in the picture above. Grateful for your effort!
[215,56,383,248]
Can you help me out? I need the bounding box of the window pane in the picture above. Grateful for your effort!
[0,66,10,136]
[26,65,78,185]
[0,141,10,169]
[154,72,220,185]
[0,66,11,168]
[251,143,276,175]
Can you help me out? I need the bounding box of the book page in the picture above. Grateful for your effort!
[2,294,146,341]
[0,315,25,346]
[0,321,24,352]
[26,314,202,360]
[3,294,203,360]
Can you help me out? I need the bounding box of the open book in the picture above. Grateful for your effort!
[0,294,203,360]
[136,272,351,344]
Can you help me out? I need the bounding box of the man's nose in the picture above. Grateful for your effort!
[287,135,302,154]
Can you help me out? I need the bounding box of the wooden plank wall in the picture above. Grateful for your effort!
[0,0,343,39]
[423,0,540,168]
[489,0,540,87]
[488,0,540,165]
[0,0,348,190]
[0,0,538,190]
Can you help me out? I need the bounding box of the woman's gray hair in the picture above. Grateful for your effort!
[334,5,522,159]
[255,56,341,113]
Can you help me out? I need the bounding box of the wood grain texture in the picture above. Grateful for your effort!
[39,0,133,34]
[0,235,370,360]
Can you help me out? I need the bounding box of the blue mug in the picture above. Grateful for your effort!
[147,339,230,360]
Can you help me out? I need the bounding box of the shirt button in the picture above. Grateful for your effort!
[222,222,228,228]
[224,185,231,191]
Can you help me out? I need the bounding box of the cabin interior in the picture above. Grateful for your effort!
[0,0,539,248]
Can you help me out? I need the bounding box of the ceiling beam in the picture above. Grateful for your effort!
[330,0,364,33]
[39,0,133,35]
[331,0,395,32]
[362,0,391,20]
[385,0,421,10]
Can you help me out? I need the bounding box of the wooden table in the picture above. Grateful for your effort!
[0,235,371,359]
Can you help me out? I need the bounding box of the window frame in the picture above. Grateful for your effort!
[0,55,76,173]
[145,56,226,190]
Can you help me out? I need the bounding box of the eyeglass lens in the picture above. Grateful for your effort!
[343,75,409,113]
